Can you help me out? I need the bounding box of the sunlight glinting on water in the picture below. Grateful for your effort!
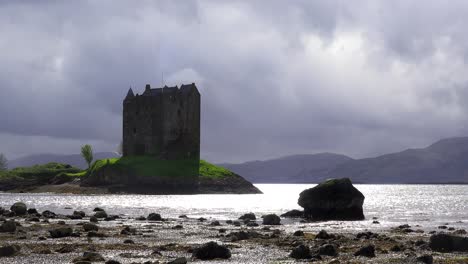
[0,184,467,231]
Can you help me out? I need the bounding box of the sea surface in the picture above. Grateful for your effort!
[0,184,467,232]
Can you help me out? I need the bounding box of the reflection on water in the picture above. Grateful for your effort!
[0,184,467,231]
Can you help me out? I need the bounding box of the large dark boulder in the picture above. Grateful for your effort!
[429,233,468,252]
[298,178,365,220]
[192,241,231,260]
[10,202,27,216]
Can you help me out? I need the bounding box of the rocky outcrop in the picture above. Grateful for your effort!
[298,178,365,220]
[198,173,262,194]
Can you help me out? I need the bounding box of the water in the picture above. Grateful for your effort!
[0,184,467,232]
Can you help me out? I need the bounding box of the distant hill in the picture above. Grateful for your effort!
[8,152,120,170]
[326,137,468,184]
[220,153,354,183]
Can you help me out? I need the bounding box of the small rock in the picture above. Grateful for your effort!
[262,214,281,225]
[27,208,38,214]
[120,226,136,235]
[93,207,105,212]
[83,223,99,232]
[0,220,16,233]
[210,221,221,226]
[94,211,107,219]
[246,222,259,227]
[147,213,162,221]
[438,225,448,229]
[0,245,21,257]
[318,244,338,256]
[280,209,304,218]
[354,245,375,258]
[135,216,146,221]
[316,230,334,239]
[198,217,207,222]
[178,215,188,219]
[10,202,27,216]
[372,220,380,224]
[56,244,75,253]
[192,241,231,260]
[168,257,187,264]
[416,254,433,264]
[233,221,241,226]
[293,230,304,236]
[73,251,105,262]
[42,210,56,218]
[90,216,98,223]
[105,260,121,264]
[87,231,106,238]
[290,244,311,259]
[123,239,134,244]
[172,225,183,230]
[239,213,256,221]
[49,227,73,238]
[390,244,403,252]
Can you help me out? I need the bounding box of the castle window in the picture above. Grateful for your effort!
[136,111,139,115]
[133,128,137,135]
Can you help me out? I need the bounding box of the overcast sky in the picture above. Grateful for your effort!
[2,1,468,163]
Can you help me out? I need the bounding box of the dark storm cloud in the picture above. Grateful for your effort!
[2,0,468,162]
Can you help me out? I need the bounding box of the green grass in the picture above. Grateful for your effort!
[89,156,199,178]
[0,159,236,182]
[199,160,234,179]
[88,157,234,179]
[3,163,80,179]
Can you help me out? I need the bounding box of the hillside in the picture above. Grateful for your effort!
[326,137,468,183]
[222,137,468,184]
[221,153,353,183]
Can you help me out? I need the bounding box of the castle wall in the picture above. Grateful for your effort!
[122,84,200,161]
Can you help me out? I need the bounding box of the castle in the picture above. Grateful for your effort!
[123,83,200,160]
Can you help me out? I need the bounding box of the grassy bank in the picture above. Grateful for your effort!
[0,158,235,182]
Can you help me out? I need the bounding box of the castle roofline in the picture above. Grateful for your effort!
[130,83,199,97]
[124,87,135,100]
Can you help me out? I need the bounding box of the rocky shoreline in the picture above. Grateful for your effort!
[1,174,262,195]
[0,202,467,263]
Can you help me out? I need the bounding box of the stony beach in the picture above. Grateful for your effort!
[0,202,467,264]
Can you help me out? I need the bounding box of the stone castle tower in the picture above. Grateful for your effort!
[123,83,200,160]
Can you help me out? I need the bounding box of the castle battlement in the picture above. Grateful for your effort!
[122,83,200,159]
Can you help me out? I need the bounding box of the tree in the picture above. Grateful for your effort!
[0,153,7,171]
[81,145,94,169]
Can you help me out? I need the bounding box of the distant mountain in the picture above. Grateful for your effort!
[8,152,120,170]
[222,137,468,184]
[220,153,354,183]
[326,137,468,184]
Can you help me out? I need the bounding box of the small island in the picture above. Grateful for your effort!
[0,83,261,195]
